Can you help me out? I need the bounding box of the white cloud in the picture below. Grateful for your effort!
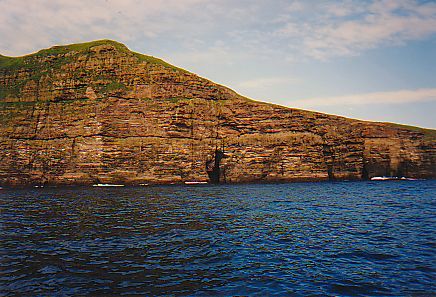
[0,0,212,55]
[286,1,304,13]
[290,88,436,108]
[238,77,300,89]
[277,0,436,59]
[1,0,435,61]
[166,46,237,71]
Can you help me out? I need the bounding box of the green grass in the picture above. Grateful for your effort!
[131,51,187,73]
[1,41,105,74]
[0,101,36,106]
[387,122,436,140]
[0,54,23,69]
[0,81,26,99]
[0,39,188,73]
[100,81,127,93]
[35,39,128,55]
[1,39,191,100]
[0,40,187,99]
[166,97,193,103]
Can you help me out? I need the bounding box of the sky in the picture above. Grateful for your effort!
[1,0,435,128]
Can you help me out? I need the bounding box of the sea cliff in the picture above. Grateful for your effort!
[1,40,435,186]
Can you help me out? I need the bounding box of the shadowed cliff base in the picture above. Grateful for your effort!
[0,40,435,187]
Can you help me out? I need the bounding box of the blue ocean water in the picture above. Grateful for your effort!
[0,181,435,296]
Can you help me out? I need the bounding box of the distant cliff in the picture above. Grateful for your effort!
[1,40,435,186]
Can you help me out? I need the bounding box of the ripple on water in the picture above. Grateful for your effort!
[0,181,435,296]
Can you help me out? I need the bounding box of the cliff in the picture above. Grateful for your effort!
[1,40,435,186]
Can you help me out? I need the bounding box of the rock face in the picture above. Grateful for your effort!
[1,40,435,186]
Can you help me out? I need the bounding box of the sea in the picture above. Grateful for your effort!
[1,180,435,296]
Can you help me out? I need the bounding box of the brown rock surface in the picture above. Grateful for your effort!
[1,40,435,186]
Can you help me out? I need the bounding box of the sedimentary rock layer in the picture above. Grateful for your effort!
[1,40,435,186]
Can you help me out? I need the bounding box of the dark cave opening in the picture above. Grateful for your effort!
[206,149,224,184]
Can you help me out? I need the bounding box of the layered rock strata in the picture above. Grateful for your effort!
[1,40,435,186]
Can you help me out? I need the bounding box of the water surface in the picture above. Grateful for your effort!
[1,181,435,296]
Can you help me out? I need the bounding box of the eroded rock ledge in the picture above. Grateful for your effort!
[1,40,435,186]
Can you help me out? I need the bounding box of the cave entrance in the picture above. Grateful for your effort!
[206,149,224,184]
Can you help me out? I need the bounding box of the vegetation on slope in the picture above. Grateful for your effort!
[1,40,435,138]
[0,40,191,100]
[0,39,186,72]
[387,123,436,140]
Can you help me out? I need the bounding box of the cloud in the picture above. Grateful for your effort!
[0,0,214,55]
[285,1,304,13]
[238,77,300,89]
[1,0,435,60]
[276,0,436,59]
[290,88,436,108]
